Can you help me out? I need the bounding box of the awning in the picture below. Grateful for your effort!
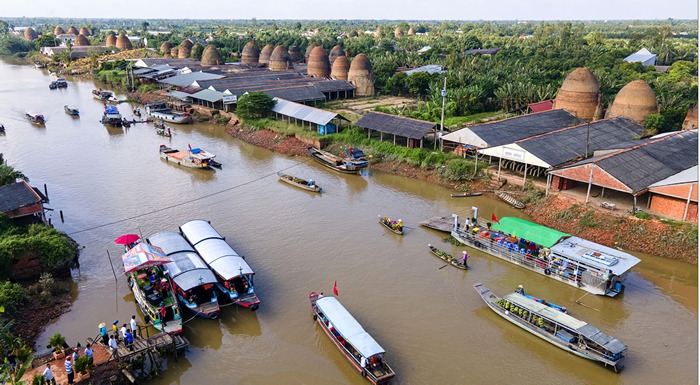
[121,243,172,274]
[316,297,385,358]
[491,217,570,248]
[180,219,223,246]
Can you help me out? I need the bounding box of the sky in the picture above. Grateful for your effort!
[4,0,699,21]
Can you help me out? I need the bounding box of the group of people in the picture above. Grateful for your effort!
[382,217,403,232]
[39,341,95,384]
[99,315,139,354]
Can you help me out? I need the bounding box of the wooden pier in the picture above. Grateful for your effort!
[116,332,189,361]
[419,216,455,233]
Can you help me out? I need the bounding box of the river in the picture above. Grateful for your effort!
[0,58,696,385]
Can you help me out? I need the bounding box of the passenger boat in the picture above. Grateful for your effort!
[495,191,525,209]
[309,292,395,384]
[450,212,641,297]
[25,112,45,125]
[101,105,122,127]
[145,102,192,124]
[147,232,220,319]
[450,192,482,198]
[277,172,322,193]
[427,244,468,270]
[378,215,403,235]
[474,283,627,372]
[92,89,118,103]
[121,243,183,334]
[159,145,217,169]
[64,105,79,116]
[180,220,260,311]
[307,146,368,174]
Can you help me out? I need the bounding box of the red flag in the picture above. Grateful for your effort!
[333,281,338,296]
[188,143,192,150]
[491,213,500,224]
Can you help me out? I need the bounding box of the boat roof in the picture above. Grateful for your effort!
[193,238,254,279]
[504,293,627,354]
[491,217,570,248]
[148,232,194,255]
[550,236,641,275]
[104,105,119,114]
[162,252,218,290]
[180,219,222,246]
[315,296,385,358]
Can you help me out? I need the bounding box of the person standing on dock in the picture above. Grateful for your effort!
[43,364,56,385]
[64,356,74,384]
[125,329,134,351]
[130,315,138,334]
[108,335,118,354]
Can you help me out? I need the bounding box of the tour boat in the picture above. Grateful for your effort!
[427,244,468,270]
[451,212,640,297]
[147,232,220,319]
[159,145,218,169]
[180,220,260,311]
[92,89,118,103]
[307,146,368,174]
[277,172,322,193]
[121,243,183,334]
[101,105,123,127]
[145,102,192,124]
[378,215,403,235]
[64,105,79,116]
[25,112,45,125]
[309,292,395,384]
[474,283,627,372]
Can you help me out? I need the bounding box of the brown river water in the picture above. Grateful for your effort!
[0,59,696,384]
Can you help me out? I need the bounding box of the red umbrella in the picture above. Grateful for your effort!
[114,234,140,245]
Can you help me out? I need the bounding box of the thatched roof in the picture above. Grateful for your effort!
[54,26,64,35]
[116,33,132,50]
[106,33,117,47]
[67,26,79,35]
[79,27,91,36]
[74,34,90,47]
[259,44,273,64]
[288,46,303,63]
[270,45,291,71]
[241,41,260,65]
[160,42,172,54]
[305,42,317,59]
[307,46,330,78]
[329,45,345,65]
[201,45,224,66]
[553,67,600,121]
[606,80,657,124]
[24,27,38,41]
[331,55,350,80]
[178,39,193,59]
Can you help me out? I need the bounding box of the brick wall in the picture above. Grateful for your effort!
[650,195,699,223]
[551,164,630,192]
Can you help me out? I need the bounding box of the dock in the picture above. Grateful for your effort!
[420,216,455,233]
[116,332,190,361]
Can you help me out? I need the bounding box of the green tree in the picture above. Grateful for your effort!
[190,43,204,60]
[236,92,276,120]
[0,154,28,187]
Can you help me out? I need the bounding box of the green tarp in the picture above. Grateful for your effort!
[491,217,570,248]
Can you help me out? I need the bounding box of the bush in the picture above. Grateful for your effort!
[0,281,26,312]
[440,158,476,181]
[634,211,651,220]
[579,210,599,228]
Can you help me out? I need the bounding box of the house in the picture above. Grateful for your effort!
[354,111,438,148]
[624,48,657,66]
[0,181,49,225]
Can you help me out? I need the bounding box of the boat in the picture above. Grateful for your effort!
[378,216,403,235]
[25,112,45,125]
[277,172,322,193]
[55,78,68,88]
[145,102,192,124]
[307,146,368,174]
[450,192,483,198]
[450,211,641,297]
[309,292,396,384]
[159,145,218,169]
[345,147,367,159]
[147,231,221,319]
[495,191,525,209]
[180,220,260,311]
[156,127,172,137]
[0,124,5,133]
[427,244,468,269]
[133,107,142,117]
[521,292,567,313]
[48,81,57,89]
[101,105,122,127]
[474,283,627,372]
[34,60,46,69]
[121,243,183,334]
[92,89,118,103]
[64,105,79,116]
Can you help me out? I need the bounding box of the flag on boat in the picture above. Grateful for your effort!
[188,143,192,150]
[333,280,338,296]
[121,243,172,274]
[491,213,500,225]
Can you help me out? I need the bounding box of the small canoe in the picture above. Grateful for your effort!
[379,216,403,235]
[428,244,468,270]
[451,192,483,198]
[277,172,321,192]
[495,191,525,209]
[64,105,79,116]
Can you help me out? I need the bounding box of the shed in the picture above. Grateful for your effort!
[648,165,698,222]
[158,72,225,88]
[190,89,225,109]
[271,97,348,135]
[463,48,501,56]
[0,181,49,224]
[624,48,657,67]
[402,65,445,75]
[355,111,437,148]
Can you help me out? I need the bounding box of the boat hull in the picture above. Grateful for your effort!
[215,283,260,310]
[149,110,192,124]
[428,245,467,269]
[128,275,183,334]
[308,147,367,174]
[277,172,322,192]
[450,192,483,197]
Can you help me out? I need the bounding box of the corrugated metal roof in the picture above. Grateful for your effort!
[624,48,657,63]
[264,86,326,103]
[191,89,224,103]
[272,98,339,126]
[167,90,192,101]
[404,65,445,75]
[649,165,698,187]
[355,111,437,140]
[315,296,386,358]
[159,72,224,87]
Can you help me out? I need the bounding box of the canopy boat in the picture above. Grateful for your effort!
[147,232,220,319]
[159,145,218,169]
[26,112,45,125]
[308,146,368,174]
[427,244,468,270]
[145,102,192,124]
[378,215,403,235]
[521,292,567,314]
[64,105,79,116]
[495,191,525,209]
[309,293,395,384]
[450,192,483,198]
[55,78,68,88]
[180,220,260,311]
[451,212,641,297]
[474,283,627,372]
[101,105,122,127]
[92,89,118,103]
[277,172,322,193]
[121,243,183,334]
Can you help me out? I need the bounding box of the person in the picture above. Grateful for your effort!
[516,285,525,295]
[308,179,315,187]
[99,322,109,345]
[160,278,169,292]
[43,364,56,385]
[112,320,119,333]
[71,347,79,362]
[84,343,93,366]
[108,335,118,354]
[167,127,171,136]
[150,273,157,287]
[130,315,138,334]
[120,324,128,340]
[318,292,324,298]
[6,350,16,373]
[125,330,134,351]
[397,219,403,232]
[64,355,74,384]
[360,356,367,378]
[160,305,167,327]
[462,251,469,267]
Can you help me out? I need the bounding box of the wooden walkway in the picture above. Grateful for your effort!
[419,216,455,233]
[116,332,189,361]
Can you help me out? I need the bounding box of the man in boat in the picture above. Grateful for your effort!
[462,251,469,267]
[397,219,403,232]
[308,179,315,187]
[360,356,367,378]
[516,285,525,295]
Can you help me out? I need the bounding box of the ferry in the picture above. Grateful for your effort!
[159,145,218,169]
[307,146,368,174]
[474,283,627,372]
[451,211,640,297]
[309,292,395,384]
[147,232,220,319]
[145,102,192,124]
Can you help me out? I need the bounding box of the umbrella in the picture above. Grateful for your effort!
[121,243,172,274]
[114,234,140,245]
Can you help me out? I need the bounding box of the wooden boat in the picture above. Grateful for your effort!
[101,105,122,127]
[25,112,45,125]
[34,60,46,69]
[450,212,641,297]
[307,146,368,174]
[180,220,260,311]
[378,215,403,235]
[55,78,68,88]
[427,244,467,269]
[48,81,57,89]
[521,293,567,313]
[159,145,217,169]
[309,292,396,384]
[147,232,221,319]
[277,172,322,193]
[121,243,183,334]
[474,283,627,372]
[495,191,525,209]
[64,105,79,116]
[133,107,142,117]
[450,192,483,198]
[156,127,172,137]
[92,89,118,103]
[146,102,192,124]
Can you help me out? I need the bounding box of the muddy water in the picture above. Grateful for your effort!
[0,59,696,385]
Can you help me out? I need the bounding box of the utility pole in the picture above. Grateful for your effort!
[439,77,447,151]
[585,122,591,157]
